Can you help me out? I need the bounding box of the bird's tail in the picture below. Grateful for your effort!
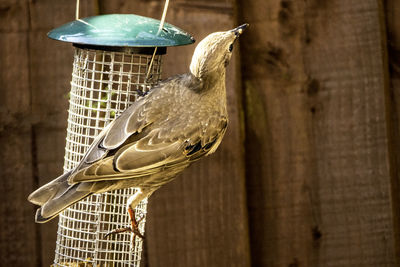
[28,171,91,223]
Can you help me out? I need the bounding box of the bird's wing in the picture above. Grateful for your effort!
[114,114,227,173]
[66,73,227,184]
[69,115,228,184]
[76,98,157,164]
[71,74,203,173]
[69,82,171,175]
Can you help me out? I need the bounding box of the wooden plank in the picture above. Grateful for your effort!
[238,0,397,266]
[0,1,38,266]
[0,130,38,265]
[384,0,400,261]
[28,1,96,266]
[100,1,250,266]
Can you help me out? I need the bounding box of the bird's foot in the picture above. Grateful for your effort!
[104,207,145,248]
[104,227,144,239]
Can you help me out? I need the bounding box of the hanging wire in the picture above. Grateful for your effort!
[75,0,80,20]
[145,0,170,82]
[157,0,170,35]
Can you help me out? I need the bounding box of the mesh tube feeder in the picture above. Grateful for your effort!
[47,14,194,266]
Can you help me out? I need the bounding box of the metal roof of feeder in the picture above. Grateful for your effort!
[48,14,195,47]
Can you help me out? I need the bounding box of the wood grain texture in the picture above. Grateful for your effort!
[99,1,251,266]
[238,0,398,266]
[385,0,400,261]
[0,1,37,265]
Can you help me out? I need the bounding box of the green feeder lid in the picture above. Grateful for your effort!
[48,14,195,47]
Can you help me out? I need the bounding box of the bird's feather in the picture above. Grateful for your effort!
[67,74,227,185]
[28,171,72,205]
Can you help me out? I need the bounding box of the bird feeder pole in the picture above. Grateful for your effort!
[47,12,194,266]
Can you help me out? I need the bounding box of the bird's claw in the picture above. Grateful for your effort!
[104,208,146,249]
[104,227,131,238]
[104,226,145,240]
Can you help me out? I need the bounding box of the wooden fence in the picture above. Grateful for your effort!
[0,0,399,266]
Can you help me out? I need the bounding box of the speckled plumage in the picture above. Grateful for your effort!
[28,24,247,223]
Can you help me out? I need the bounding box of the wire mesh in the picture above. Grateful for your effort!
[53,47,163,266]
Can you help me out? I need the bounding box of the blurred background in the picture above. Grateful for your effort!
[1,0,400,266]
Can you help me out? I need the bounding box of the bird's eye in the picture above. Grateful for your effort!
[229,44,234,52]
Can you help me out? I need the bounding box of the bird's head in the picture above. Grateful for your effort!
[190,24,248,79]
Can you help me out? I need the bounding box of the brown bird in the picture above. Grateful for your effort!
[28,24,248,238]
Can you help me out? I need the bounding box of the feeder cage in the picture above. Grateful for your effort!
[47,14,194,266]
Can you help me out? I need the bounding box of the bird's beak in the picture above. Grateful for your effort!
[231,24,249,37]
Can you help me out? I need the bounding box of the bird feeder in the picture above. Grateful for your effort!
[48,14,194,266]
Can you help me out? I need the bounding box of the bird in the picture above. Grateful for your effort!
[28,24,248,239]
